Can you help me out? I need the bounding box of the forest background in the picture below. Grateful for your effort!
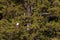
[0,0,60,40]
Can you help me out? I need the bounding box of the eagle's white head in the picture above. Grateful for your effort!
[16,23,19,26]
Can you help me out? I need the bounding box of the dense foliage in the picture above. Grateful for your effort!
[0,0,60,40]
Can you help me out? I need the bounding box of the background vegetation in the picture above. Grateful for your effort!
[0,0,60,40]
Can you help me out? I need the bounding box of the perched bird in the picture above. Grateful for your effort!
[16,23,19,29]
